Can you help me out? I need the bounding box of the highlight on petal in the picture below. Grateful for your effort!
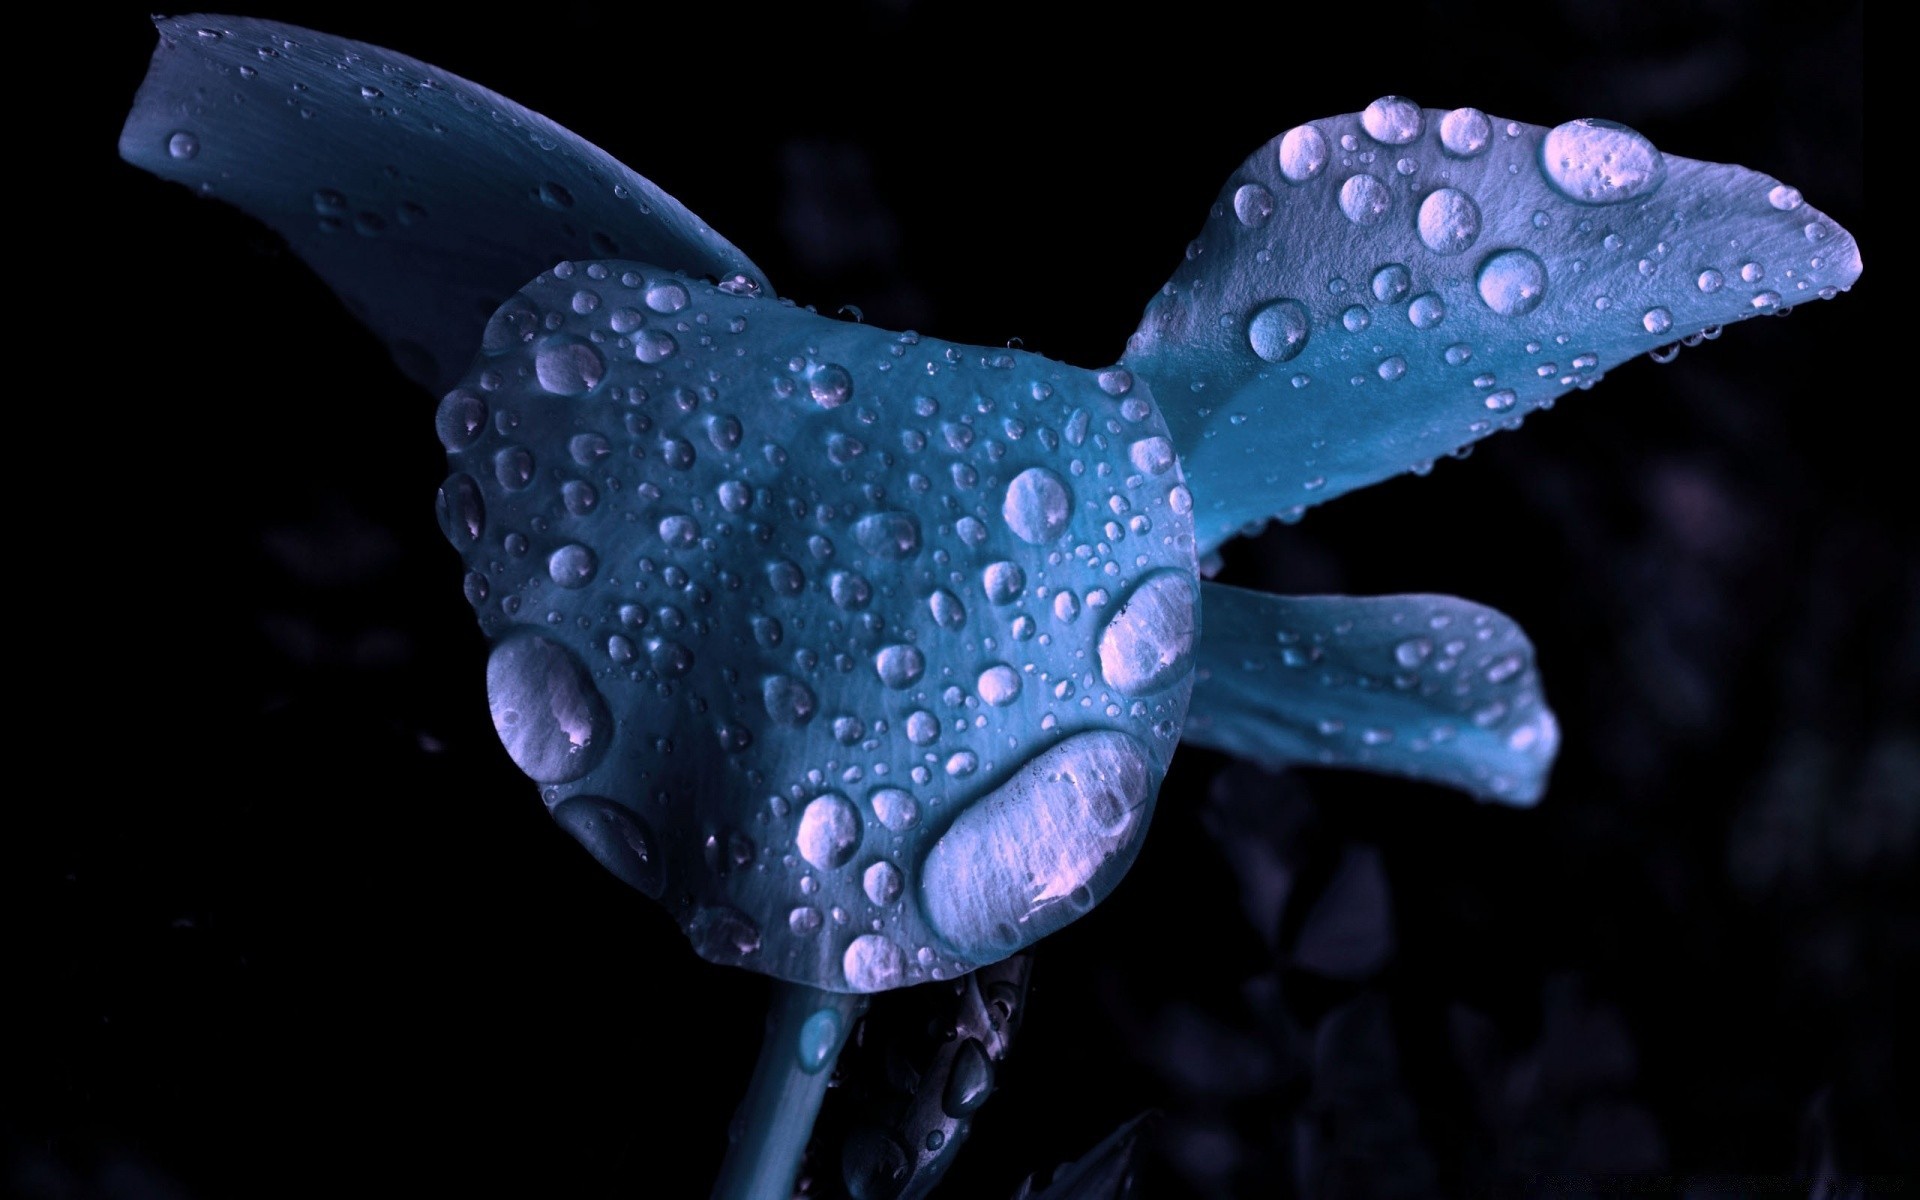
[1182,583,1559,804]
[1124,101,1864,553]
[119,15,769,393]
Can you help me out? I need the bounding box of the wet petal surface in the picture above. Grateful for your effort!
[1182,583,1558,803]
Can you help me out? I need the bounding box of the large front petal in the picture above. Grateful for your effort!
[1124,100,1863,553]
[119,15,769,393]
[1183,583,1558,804]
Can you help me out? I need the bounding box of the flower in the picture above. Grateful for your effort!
[121,16,1859,1000]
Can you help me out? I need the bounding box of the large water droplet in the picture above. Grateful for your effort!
[1002,468,1072,545]
[547,543,597,588]
[870,787,921,832]
[808,362,853,408]
[863,860,904,906]
[1476,249,1549,316]
[1408,292,1446,329]
[1439,107,1491,157]
[486,636,609,784]
[1361,96,1423,145]
[943,1039,993,1117]
[1277,125,1329,183]
[1128,436,1175,476]
[535,338,604,395]
[796,793,861,870]
[1540,119,1666,205]
[875,644,925,689]
[796,1008,841,1073]
[854,512,921,560]
[436,389,488,451]
[1247,299,1310,363]
[1371,264,1412,304]
[1339,174,1392,225]
[552,796,664,897]
[978,664,1022,706]
[983,561,1026,605]
[435,473,484,548]
[1096,570,1198,694]
[1232,182,1274,227]
[917,732,1153,960]
[763,675,818,726]
[1417,188,1482,255]
[842,934,907,992]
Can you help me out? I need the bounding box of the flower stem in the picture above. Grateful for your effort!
[710,981,868,1200]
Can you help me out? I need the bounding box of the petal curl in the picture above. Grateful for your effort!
[119,15,769,393]
[1183,583,1558,804]
[1124,101,1863,553]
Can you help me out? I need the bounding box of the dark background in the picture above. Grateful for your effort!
[21,1,1900,1197]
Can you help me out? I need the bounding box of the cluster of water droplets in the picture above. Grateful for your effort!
[1125,94,1860,552]
[437,262,1199,991]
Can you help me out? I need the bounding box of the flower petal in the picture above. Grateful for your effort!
[1124,102,1863,553]
[118,15,769,393]
[1183,583,1558,804]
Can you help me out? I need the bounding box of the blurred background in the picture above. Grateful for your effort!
[21,1,1898,1196]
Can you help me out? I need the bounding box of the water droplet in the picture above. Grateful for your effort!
[1439,107,1492,157]
[1408,292,1446,329]
[1339,174,1393,225]
[983,562,1026,605]
[929,589,967,629]
[843,934,907,992]
[1342,306,1371,334]
[633,329,677,364]
[1003,468,1072,545]
[863,860,904,906]
[1096,570,1197,694]
[1128,436,1175,476]
[547,543,596,588]
[644,280,689,313]
[1377,356,1408,381]
[796,793,861,870]
[870,787,921,831]
[1233,182,1275,227]
[808,362,853,408]
[763,675,818,726]
[167,130,199,159]
[1767,184,1803,211]
[875,645,925,689]
[436,389,488,451]
[854,512,921,560]
[535,338,605,395]
[1476,249,1549,316]
[1247,298,1310,363]
[918,733,1152,959]
[690,906,761,960]
[1361,96,1424,145]
[789,906,824,936]
[905,710,940,746]
[1642,307,1673,335]
[796,1008,841,1073]
[978,664,1022,706]
[552,797,664,897]
[1540,119,1666,205]
[1277,124,1329,183]
[537,180,574,210]
[435,474,484,548]
[486,636,609,784]
[1096,367,1134,396]
[1697,268,1724,294]
[1484,389,1517,411]
[1371,264,1412,304]
[1417,187,1482,255]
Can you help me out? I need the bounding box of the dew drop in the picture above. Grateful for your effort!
[978,664,1022,706]
[1476,249,1549,316]
[1361,96,1424,145]
[875,645,925,689]
[1439,107,1492,157]
[1339,174,1393,225]
[843,934,907,992]
[1232,182,1275,227]
[1096,570,1197,694]
[486,636,609,784]
[535,339,605,395]
[796,793,861,870]
[1277,125,1330,183]
[1417,188,1482,255]
[1540,119,1666,205]
[1247,299,1310,363]
[1003,468,1073,545]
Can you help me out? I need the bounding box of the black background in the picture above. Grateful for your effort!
[21,2,1900,1197]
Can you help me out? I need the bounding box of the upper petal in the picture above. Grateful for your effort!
[119,15,770,393]
[1123,101,1863,553]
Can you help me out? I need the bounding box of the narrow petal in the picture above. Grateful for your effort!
[1183,583,1558,804]
[119,15,769,393]
[1124,101,1863,553]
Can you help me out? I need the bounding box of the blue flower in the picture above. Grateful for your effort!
[121,17,1860,1003]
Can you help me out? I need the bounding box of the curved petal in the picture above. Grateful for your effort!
[1123,101,1863,553]
[119,15,769,393]
[1183,583,1558,804]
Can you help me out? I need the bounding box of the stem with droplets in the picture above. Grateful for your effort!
[710,981,868,1200]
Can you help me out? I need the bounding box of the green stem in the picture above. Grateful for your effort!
[711,981,868,1200]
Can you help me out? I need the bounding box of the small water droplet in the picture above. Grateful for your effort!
[1476,249,1549,316]
[1247,298,1310,363]
[1233,182,1275,227]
